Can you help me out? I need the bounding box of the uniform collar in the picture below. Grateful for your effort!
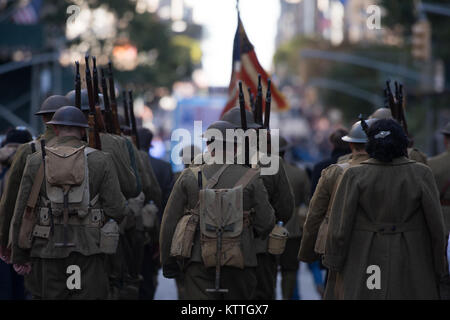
[53,136,86,147]
[349,152,369,165]
[361,156,414,166]
[43,125,56,141]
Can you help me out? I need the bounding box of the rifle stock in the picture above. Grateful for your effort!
[264,79,271,129]
[108,62,121,135]
[122,90,131,131]
[85,55,102,150]
[128,90,140,148]
[75,61,81,109]
[100,68,114,134]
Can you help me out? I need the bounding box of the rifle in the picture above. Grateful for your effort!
[107,62,122,135]
[255,74,263,125]
[75,61,81,109]
[358,114,369,135]
[239,81,249,166]
[395,82,409,136]
[122,90,131,132]
[92,56,106,133]
[128,90,140,148]
[85,55,102,150]
[385,80,398,120]
[100,68,114,134]
[263,79,271,129]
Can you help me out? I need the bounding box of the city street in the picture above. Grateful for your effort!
[155,262,323,300]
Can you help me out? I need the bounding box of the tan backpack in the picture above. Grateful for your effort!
[170,165,259,270]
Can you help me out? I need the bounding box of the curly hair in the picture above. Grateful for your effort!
[366,119,408,162]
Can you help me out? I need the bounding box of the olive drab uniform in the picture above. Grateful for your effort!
[408,147,428,165]
[323,157,447,299]
[428,145,450,232]
[99,132,142,299]
[298,152,369,263]
[0,126,56,248]
[279,162,310,299]
[160,164,276,300]
[10,136,128,299]
[252,155,294,300]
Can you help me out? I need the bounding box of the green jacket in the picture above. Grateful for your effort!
[100,133,140,199]
[160,164,275,268]
[428,145,450,231]
[11,136,128,264]
[0,126,56,247]
[254,157,295,253]
[138,150,162,208]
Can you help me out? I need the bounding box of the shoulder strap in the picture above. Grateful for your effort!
[30,142,36,153]
[337,162,350,170]
[27,162,44,210]
[233,168,259,189]
[205,164,230,189]
[85,146,97,155]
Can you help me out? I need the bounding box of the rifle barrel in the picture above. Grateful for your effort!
[107,62,121,135]
[128,90,140,148]
[264,79,271,129]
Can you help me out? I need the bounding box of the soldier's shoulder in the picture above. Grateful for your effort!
[428,150,449,166]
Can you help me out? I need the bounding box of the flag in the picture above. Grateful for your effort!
[221,15,289,117]
[12,0,42,25]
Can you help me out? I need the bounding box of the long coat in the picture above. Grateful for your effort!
[428,146,450,232]
[323,157,448,299]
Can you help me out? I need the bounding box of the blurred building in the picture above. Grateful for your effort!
[276,0,318,47]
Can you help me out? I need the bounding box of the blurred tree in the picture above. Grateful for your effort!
[39,0,199,91]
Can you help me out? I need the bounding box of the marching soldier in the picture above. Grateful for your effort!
[10,106,128,299]
[428,121,450,232]
[221,106,294,300]
[277,136,311,299]
[323,119,447,299]
[298,119,375,297]
[0,95,69,299]
[160,120,275,299]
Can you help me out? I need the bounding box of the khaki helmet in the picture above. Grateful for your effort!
[441,121,450,135]
[65,89,89,111]
[342,119,377,143]
[369,108,393,120]
[47,106,89,128]
[35,95,70,115]
[221,107,262,129]
[65,90,105,111]
[203,120,239,143]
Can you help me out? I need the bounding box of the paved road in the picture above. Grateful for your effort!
[154,262,323,300]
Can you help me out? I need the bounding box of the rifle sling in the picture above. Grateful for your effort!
[26,163,44,211]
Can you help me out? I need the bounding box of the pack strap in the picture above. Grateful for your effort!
[205,165,230,189]
[233,168,259,189]
[27,163,44,210]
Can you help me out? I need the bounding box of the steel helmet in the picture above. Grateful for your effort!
[35,95,70,115]
[369,108,393,120]
[203,120,240,143]
[342,119,377,143]
[221,107,262,129]
[47,106,89,128]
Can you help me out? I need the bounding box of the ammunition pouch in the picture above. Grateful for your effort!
[200,235,244,269]
[100,219,120,254]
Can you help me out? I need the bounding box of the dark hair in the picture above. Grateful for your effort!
[137,127,153,151]
[5,128,32,145]
[329,128,349,150]
[366,119,408,162]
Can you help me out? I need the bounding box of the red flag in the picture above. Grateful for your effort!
[221,15,289,117]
